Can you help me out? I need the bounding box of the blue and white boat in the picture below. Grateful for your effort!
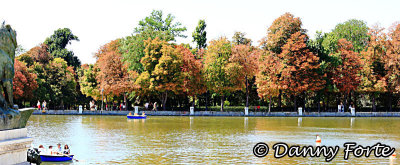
[127,112,147,119]
[40,154,74,162]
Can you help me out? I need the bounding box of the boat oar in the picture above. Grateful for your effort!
[61,153,79,162]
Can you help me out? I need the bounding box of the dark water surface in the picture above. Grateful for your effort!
[27,115,400,164]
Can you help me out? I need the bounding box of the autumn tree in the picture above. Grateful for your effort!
[256,51,282,112]
[204,37,242,111]
[179,45,206,106]
[134,38,186,110]
[279,32,325,110]
[192,19,207,50]
[259,12,305,108]
[261,12,304,54]
[358,25,387,111]
[385,23,400,110]
[230,44,259,108]
[95,39,136,106]
[152,43,185,110]
[17,44,78,109]
[17,44,52,67]
[331,39,362,109]
[13,59,38,106]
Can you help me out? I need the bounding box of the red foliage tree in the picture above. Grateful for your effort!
[331,39,362,107]
[13,59,38,105]
[179,45,206,106]
[279,32,325,110]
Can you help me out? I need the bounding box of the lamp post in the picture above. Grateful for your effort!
[101,88,104,111]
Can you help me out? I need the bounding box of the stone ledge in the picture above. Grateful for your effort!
[0,137,33,155]
[0,136,32,165]
[0,128,27,141]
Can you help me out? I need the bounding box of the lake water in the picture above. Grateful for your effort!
[27,115,400,164]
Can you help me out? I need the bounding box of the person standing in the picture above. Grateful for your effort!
[153,102,157,111]
[37,100,41,110]
[340,102,344,112]
[43,100,47,110]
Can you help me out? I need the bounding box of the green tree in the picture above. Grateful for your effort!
[324,19,369,53]
[44,28,81,69]
[204,37,242,111]
[135,10,187,41]
[120,10,186,73]
[192,19,207,49]
[78,64,101,100]
[232,31,251,45]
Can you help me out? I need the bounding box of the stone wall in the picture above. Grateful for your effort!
[32,110,400,117]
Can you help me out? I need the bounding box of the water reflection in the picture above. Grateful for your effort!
[298,117,302,127]
[27,116,400,164]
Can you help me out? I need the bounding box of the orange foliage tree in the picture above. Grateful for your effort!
[279,32,325,110]
[95,39,136,108]
[385,23,400,110]
[230,44,260,108]
[331,39,362,108]
[258,12,305,108]
[256,50,282,112]
[179,45,206,106]
[359,26,387,111]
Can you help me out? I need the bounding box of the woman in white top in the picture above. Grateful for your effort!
[38,145,45,154]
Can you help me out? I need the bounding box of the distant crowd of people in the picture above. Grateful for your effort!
[338,102,355,112]
[37,143,70,155]
[89,100,127,111]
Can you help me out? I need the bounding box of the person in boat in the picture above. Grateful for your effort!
[48,146,54,155]
[63,144,70,155]
[38,145,45,154]
[56,143,63,154]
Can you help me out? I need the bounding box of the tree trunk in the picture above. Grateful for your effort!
[124,93,127,111]
[268,96,271,113]
[245,76,249,108]
[303,92,306,112]
[293,95,297,112]
[372,93,376,112]
[388,93,392,112]
[191,95,195,107]
[162,92,168,111]
[220,95,225,112]
[278,90,282,111]
[343,93,347,112]
[317,95,321,113]
[205,90,208,111]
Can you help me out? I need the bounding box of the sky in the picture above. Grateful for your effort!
[1,0,399,64]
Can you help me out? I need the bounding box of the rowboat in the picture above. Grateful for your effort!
[127,115,147,119]
[40,154,74,162]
